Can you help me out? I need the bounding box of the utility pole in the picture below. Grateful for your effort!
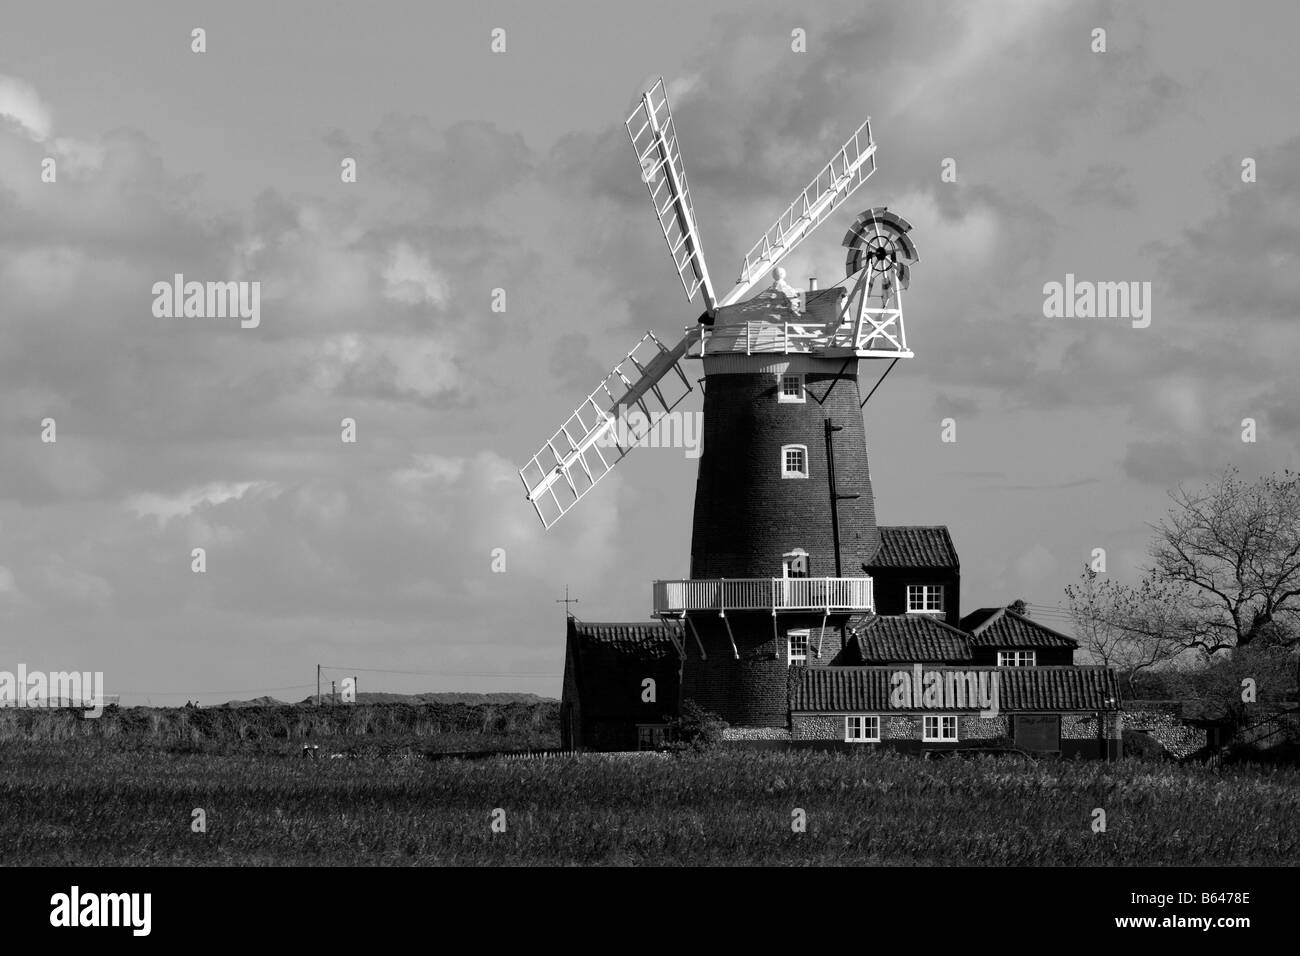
[316,664,321,707]
[331,680,337,706]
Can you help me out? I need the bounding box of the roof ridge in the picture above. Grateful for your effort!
[969,606,1006,635]
[573,620,675,628]
[1002,608,1075,643]
[863,614,970,636]
[877,524,952,530]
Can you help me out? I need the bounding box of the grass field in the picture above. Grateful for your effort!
[2,741,1297,865]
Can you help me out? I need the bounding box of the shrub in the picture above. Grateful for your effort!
[665,699,728,753]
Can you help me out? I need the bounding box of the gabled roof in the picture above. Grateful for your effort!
[567,620,679,659]
[565,619,681,720]
[866,526,959,569]
[852,615,972,663]
[962,608,1077,649]
[792,666,1120,713]
[958,607,1001,632]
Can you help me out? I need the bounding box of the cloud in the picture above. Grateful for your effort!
[935,392,981,419]
[1121,440,1200,486]
[1071,163,1138,210]
[127,481,268,525]
[1155,135,1300,323]
[0,74,52,140]
[312,332,463,403]
[0,564,26,604]
[31,554,113,608]
[49,136,105,175]
[381,241,450,308]
[370,117,533,213]
[1011,543,1059,593]
[547,332,607,393]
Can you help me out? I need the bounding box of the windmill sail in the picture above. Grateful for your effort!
[519,328,699,529]
[727,119,877,307]
[521,87,884,530]
[626,79,716,310]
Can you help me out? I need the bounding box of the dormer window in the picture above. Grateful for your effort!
[906,584,945,615]
[781,445,809,478]
[998,651,1036,667]
[778,373,805,403]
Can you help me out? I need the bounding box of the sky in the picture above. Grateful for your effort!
[1,0,1298,704]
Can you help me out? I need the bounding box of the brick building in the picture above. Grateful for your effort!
[559,620,680,751]
[561,525,1123,757]
[556,276,1122,757]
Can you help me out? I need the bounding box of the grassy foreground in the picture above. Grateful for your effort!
[2,743,1297,865]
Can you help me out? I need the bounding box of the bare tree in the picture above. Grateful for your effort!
[1147,467,1300,656]
[1160,643,1297,726]
[1065,567,1181,698]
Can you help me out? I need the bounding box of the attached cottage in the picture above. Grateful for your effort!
[560,525,1123,757]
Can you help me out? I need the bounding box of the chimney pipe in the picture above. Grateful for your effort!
[808,277,819,291]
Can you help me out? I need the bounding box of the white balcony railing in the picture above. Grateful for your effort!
[653,577,874,615]
[695,318,910,358]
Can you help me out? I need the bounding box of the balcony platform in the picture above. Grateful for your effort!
[691,319,910,359]
[653,577,874,615]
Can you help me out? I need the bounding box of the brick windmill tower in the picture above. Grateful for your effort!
[521,78,918,727]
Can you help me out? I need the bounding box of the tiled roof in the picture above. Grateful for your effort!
[792,666,1120,712]
[866,526,959,569]
[964,608,1077,649]
[958,608,1001,632]
[568,620,679,660]
[566,619,682,720]
[853,615,972,663]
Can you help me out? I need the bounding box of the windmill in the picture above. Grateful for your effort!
[519,76,920,725]
[519,78,915,529]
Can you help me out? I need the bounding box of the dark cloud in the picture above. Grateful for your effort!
[1071,163,1138,209]
[371,117,534,213]
[1121,439,1199,485]
[1154,135,1300,323]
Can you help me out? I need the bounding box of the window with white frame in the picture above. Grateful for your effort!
[997,650,1036,667]
[787,629,809,665]
[923,715,958,742]
[906,584,945,614]
[778,373,805,403]
[782,444,809,478]
[783,549,810,578]
[845,715,880,742]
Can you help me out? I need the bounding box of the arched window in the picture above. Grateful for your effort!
[783,549,810,578]
[781,444,809,478]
